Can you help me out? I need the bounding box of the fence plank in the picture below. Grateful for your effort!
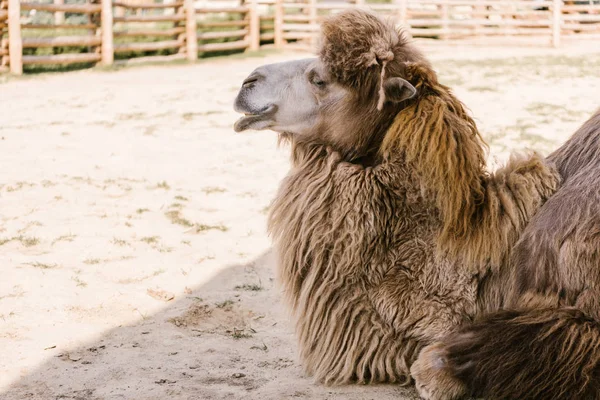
[101,0,113,66]
[552,0,561,47]
[308,0,317,46]
[7,0,21,74]
[20,3,102,13]
[114,39,184,53]
[22,53,102,65]
[195,7,249,13]
[408,19,553,26]
[23,23,98,30]
[282,23,319,31]
[198,29,248,40]
[274,0,284,47]
[198,39,249,52]
[283,14,310,21]
[54,0,65,24]
[112,1,184,9]
[415,0,552,5]
[562,5,600,12]
[562,23,600,31]
[395,0,408,26]
[443,0,451,39]
[22,36,102,48]
[561,32,600,40]
[114,53,186,66]
[184,0,197,61]
[283,31,313,39]
[198,20,248,28]
[562,14,600,22]
[114,15,186,22]
[114,27,186,37]
[248,0,260,50]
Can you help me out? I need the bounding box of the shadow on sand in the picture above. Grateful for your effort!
[3,250,419,400]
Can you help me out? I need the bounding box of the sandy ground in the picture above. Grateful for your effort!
[1,41,599,400]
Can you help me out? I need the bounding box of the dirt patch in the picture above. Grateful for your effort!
[170,301,256,338]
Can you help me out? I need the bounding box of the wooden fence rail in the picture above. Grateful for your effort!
[2,0,600,74]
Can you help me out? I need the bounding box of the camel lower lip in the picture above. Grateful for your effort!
[234,105,277,132]
[234,114,267,132]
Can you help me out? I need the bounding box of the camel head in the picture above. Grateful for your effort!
[235,10,492,247]
[234,10,430,160]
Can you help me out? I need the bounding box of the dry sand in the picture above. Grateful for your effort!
[1,41,599,400]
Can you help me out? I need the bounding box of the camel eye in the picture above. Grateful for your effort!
[308,71,326,89]
[312,79,326,88]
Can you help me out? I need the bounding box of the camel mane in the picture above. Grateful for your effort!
[378,62,560,268]
[381,63,487,249]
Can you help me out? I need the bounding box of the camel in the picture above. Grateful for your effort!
[233,9,600,399]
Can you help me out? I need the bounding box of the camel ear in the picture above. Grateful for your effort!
[384,77,417,103]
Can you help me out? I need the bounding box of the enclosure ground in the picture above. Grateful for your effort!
[1,42,599,400]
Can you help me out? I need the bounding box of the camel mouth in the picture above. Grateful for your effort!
[233,104,277,133]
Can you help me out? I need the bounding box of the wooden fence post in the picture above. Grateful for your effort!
[7,0,21,74]
[55,0,65,24]
[473,0,483,38]
[274,0,283,48]
[248,0,259,51]
[100,0,114,65]
[185,0,197,60]
[552,0,561,47]
[308,0,316,48]
[394,0,408,29]
[441,0,449,40]
[164,0,175,16]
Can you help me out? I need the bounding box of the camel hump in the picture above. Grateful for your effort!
[510,151,600,302]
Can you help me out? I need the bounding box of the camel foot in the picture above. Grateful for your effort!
[411,342,467,400]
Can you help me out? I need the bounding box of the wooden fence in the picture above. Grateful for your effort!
[3,0,600,74]
[1,1,7,72]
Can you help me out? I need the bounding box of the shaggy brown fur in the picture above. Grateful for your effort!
[435,308,600,399]
[383,63,559,265]
[266,9,562,390]
[513,109,600,302]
